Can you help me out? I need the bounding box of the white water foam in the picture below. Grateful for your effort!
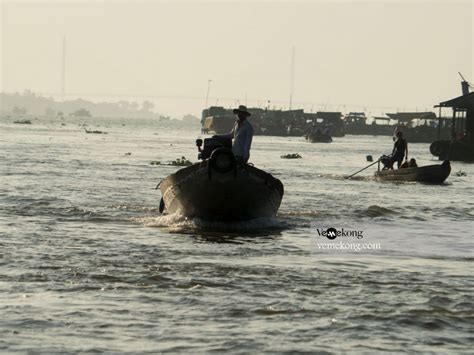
[131,213,290,232]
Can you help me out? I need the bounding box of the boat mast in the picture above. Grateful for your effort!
[289,46,295,110]
[61,36,66,102]
[458,72,472,95]
[205,79,212,108]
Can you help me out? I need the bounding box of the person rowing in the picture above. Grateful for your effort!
[389,131,408,169]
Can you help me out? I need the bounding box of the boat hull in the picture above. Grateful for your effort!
[374,161,451,184]
[306,132,333,143]
[159,161,284,221]
[430,140,474,162]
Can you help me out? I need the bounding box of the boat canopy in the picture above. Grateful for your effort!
[436,92,474,110]
[386,112,436,122]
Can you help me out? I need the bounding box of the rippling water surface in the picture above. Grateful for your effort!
[1,116,473,353]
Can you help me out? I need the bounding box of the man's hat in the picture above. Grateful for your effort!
[233,105,251,117]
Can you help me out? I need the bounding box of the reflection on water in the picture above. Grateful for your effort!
[0,116,472,353]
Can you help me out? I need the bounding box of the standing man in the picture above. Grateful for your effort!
[390,131,408,169]
[214,105,254,163]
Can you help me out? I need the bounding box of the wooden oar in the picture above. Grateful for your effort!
[345,159,380,179]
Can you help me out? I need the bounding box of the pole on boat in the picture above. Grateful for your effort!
[289,46,295,110]
[205,79,212,108]
[61,36,66,102]
[345,159,380,179]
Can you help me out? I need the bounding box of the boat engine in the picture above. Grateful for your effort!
[196,137,232,160]
[380,154,392,169]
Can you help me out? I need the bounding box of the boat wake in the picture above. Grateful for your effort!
[131,213,290,234]
[317,173,374,181]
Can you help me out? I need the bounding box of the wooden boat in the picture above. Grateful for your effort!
[159,138,284,221]
[374,161,451,184]
[305,131,332,143]
[430,139,474,162]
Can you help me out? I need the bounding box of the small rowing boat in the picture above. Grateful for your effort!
[374,160,451,184]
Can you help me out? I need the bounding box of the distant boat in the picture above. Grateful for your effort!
[201,106,344,137]
[305,130,332,143]
[13,119,32,124]
[374,161,451,184]
[159,137,284,221]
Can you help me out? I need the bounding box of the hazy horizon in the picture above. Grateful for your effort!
[1,0,473,117]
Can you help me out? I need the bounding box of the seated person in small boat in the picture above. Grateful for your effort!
[399,158,417,169]
[408,158,417,167]
[213,105,254,163]
[389,131,408,169]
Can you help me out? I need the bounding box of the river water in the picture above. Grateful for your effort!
[1,116,473,353]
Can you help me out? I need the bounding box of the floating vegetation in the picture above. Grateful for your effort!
[455,170,467,177]
[281,153,302,159]
[150,156,192,167]
[170,156,192,166]
[13,119,32,124]
[85,128,108,134]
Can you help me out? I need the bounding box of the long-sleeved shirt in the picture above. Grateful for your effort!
[218,120,254,162]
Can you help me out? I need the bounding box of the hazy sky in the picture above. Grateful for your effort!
[1,0,473,117]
